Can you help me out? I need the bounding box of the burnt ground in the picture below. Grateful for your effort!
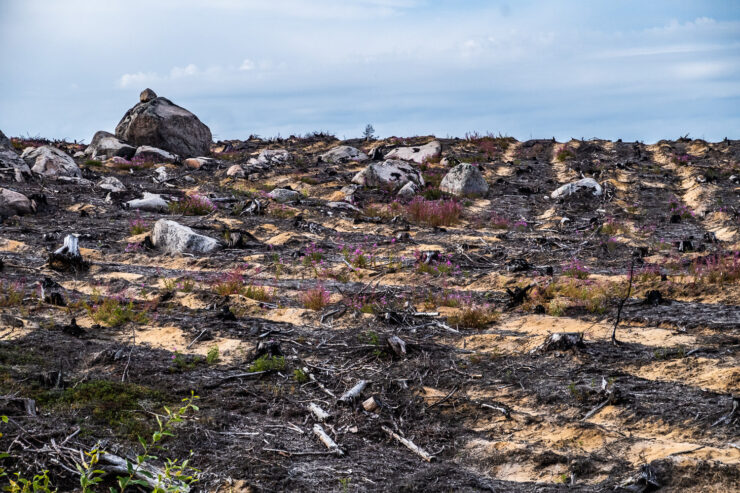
[1,134,739,492]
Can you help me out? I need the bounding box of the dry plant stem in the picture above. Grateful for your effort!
[611,257,635,346]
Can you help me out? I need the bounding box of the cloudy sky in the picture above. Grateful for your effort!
[1,0,739,143]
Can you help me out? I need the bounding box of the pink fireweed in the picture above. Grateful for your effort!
[405,197,462,227]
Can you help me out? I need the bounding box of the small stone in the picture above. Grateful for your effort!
[140,88,157,102]
[98,176,126,193]
[226,164,245,177]
[268,188,301,203]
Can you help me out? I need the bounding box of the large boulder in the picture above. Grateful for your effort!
[320,146,368,164]
[98,176,126,193]
[115,94,212,158]
[151,219,220,255]
[551,178,602,199]
[0,187,34,217]
[385,140,441,164]
[21,146,81,178]
[0,130,31,182]
[351,159,424,190]
[439,163,489,197]
[84,131,136,160]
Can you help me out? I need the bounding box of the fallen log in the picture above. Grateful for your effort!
[308,402,330,422]
[381,425,434,462]
[338,380,368,404]
[313,424,343,456]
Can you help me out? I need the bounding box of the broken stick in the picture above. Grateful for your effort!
[381,425,434,462]
[313,424,343,456]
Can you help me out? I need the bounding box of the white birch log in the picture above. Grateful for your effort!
[338,380,368,403]
[381,425,434,462]
[308,402,330,422]
[313,424,343,456]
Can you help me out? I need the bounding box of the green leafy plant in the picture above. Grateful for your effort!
[249,355,286,373]
[293,368,309,383]
[206,346,219,365]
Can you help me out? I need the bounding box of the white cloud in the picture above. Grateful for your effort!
[239,59,255,71]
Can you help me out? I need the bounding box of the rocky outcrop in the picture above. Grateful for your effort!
[84,131,136,160]
[0,187,34,217]
[385,140,441,164]
[439,163,489,197]
[151,219,220,255]
[397,181,419,199]
[115,94,212,158]
[226,164,245,177]
[551,178,602,199]
[351,159,424,190]
[320,146,368,164]
[140,88,157,103]
[21,146,81,178]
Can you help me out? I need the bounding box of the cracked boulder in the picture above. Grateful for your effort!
[133,145,179,164]
[151,219,220,255]
[439,163,489,197]
[115,93,212,158]
[21,146,81,178]
[249,149,290,166]
[385,140,441,164]
[351,159,424,190]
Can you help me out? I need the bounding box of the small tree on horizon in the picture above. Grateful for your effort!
[363,124,375,141]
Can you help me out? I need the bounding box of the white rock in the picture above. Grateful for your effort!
[320,146,368,164]
[125,192,169,212]
[0,187,34,217]
[327,201,361,212]
[439,163,488,197]
[268,188,301,203]
[154,166,168,182]
[151,219,220,255]
[397,181,419,199]
[98,176,126,193]
[74,151,85,158]
[550,178,603,199]
[384,140,441,164]
[226,164,245,177]
[21,146,81,178]
[351,159,424,190]
[248,149,290,166]
[183,157,213,169]
[134,145,179,164]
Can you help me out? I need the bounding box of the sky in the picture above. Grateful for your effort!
[0,0,739,143]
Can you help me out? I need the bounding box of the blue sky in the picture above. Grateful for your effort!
[1,0,739,143]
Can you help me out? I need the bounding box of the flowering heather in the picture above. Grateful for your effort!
[671,153,692,165]
[668,197,695,219]
[562,258,589,279]
[300,284,331,310]
[212,266,247,296]
[125,242,143,253]
[340,242,378,269]
[169,194,217,216]
[691,252,740,285]
[414,251,461,277]
[129,214,149,235]
[405,197,462,227]
[490,213,511,230]
[512,220,528,232]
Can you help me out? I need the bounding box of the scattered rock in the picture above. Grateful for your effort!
[97,176,126,193]
[0,187,35,217]
[0,130,32,182]
[320,145,368,164]
[385,140,441,164]
[154,166,169,183]
[351,159,424,190]
[125,192,169,212]
[550,178,602,199]
[397,181,419,199]
[151,219,220,254]
[183,157,213,169]
[84,131,136,160]
[134,145,179,164]
[439,163,488,197]
[226,164,245,177]
[268,188,301,203]
[115,93,212,158]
